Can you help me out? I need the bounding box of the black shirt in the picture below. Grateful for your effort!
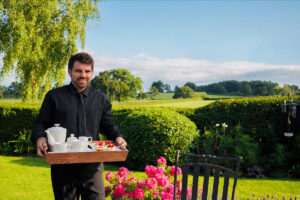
[32,83,122,143]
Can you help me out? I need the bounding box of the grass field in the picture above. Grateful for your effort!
[112,98,214,108]
[0,156,299,200]
[0,93,244,109]
[0,97,215,108]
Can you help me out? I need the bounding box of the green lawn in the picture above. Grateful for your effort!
[0,156,299,200]
[112,98,214,108]
[0,93,246,109]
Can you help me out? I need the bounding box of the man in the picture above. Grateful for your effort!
[32,52,127,200]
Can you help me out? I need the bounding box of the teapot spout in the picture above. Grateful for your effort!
[45,129,56,146]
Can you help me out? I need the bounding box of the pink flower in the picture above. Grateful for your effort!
[105,172,114,182]
[145,178,156,190]
[116,171,127,179]
[160,189,173,200]
[187,187,192,199]
[137,179,144,188]
[175,179,182,193]
[168,184,174,194]
[157,176,170,187]
[121,182,126,187]
[119,167,128,172]
[153,190,159,197]
[171,166,182,176]
[156,167,165,176]
[145,165,157,178]
[129,177,137,182]
[157,157,167,165]
[112,184,126,199]
[133,188,144,199]
[128,191,134,198]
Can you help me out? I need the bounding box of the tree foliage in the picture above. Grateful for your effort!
[150,86,159,99]
[184,82,197,91]
[151,80,171,93]
[2,82,22,98]
[90,69,143,101]
[173,86,194,99]
[196,80,298,96]
[0,0,100,102]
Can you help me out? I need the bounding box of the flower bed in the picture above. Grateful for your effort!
[105,157,198,200]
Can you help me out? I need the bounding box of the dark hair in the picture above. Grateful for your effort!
[68,52,94,70]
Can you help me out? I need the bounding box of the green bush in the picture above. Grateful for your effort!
[191,96,300,177]
[9,129,36,155]
[197,125,260,173]
[0,103,39,144]
[119,109,199,170]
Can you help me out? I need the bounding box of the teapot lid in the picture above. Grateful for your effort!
[48,124,66,132]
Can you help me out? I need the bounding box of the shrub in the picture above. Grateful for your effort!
[191,96,300,177]
[197,125,259,173]
[119,109,199,170]
[9,129,36,155]
[0,103,39,144]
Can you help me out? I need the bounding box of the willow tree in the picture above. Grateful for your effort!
[0,0,100,102]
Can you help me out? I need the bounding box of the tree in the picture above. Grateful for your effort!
[240,83,252,96]
[0,0,100,102]
[184,82,197,91]
[0,85,4,98]
[150,86,159,99]
[90,69,143,101]
[3,81,22,98]
[151,80,164,93]
[282,84,293,96]
[173,86,181,99]
[162,84,171,93]
[173,86,194,99]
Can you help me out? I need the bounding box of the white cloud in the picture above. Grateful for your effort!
[89,52,300,90]
[2,51,300,90]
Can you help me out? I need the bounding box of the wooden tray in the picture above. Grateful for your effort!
[45,150,128,165]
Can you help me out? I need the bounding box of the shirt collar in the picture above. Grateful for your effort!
[68,83,89,97]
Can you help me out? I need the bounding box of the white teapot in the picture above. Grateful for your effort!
[45,124,67,146]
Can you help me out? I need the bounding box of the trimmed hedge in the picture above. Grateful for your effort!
[0,103,39,144]
[191,96,300,177]
[119,109,199,170]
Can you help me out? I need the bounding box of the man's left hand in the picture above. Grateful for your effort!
[115,137,127,150]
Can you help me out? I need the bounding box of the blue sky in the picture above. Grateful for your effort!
[82,0,300,91]
[87,0,300,64]
[2,0,300,91]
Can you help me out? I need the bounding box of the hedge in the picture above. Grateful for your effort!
[191,96,300,177]
[0,103,40,144]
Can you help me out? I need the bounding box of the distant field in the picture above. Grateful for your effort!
[0,92,244,108]
[0,97,215,108]
[206,94,243,99]
[112,98,214,108]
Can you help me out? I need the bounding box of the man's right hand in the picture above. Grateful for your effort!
[37,137,48,158]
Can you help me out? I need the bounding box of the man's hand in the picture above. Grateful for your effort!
[115,137,127,150]
[37,137,48,158]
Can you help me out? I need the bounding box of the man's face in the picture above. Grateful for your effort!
[68,61,94,92]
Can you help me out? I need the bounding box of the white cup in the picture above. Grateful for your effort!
[78,136,92,142]
[54,143,71,152]
[71,140,89,152]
